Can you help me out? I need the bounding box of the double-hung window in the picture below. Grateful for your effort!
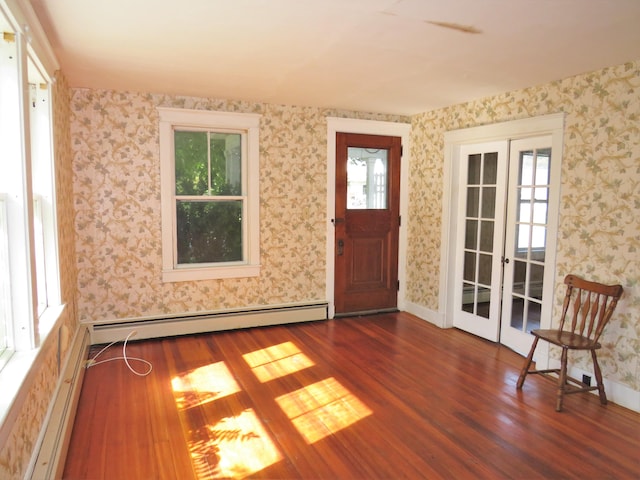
[0,4,60,372]
[159,108,261,282]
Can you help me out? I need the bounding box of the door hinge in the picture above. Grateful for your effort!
[397,280,400,291]
[398,215,401,227]
[400,145,404,157]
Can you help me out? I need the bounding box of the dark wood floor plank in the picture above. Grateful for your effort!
[64,312,640,479]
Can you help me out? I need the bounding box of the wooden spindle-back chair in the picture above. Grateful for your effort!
[516,274,623,411]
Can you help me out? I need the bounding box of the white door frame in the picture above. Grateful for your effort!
[326,117,411,319]
[441,113,565,362]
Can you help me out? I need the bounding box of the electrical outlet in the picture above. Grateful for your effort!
[582,374,591,386]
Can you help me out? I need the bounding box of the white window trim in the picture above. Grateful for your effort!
[158,108,261,282]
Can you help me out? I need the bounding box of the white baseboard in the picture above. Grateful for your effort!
[404,301,447,328]
[27,326,90,479]
[545,359,640,413]
[87,301,329,345]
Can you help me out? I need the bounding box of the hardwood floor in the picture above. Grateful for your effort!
[63,312,640,479]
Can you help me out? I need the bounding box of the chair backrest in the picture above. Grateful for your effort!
[558,274,624,341]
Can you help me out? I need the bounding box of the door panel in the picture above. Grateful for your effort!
[500,136,555,355]
[334,133,401,314]
[453,141,508,341]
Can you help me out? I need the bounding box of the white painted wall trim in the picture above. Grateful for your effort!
[326,117,411,318]
[541,358,640,413]
[26,326,90,480]
[404,301,446,328]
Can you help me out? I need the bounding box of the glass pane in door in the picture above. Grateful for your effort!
[509,148,551,332]
[461,152,498,317]
[347,147,388,209]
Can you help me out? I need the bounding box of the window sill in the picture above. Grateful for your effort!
[162,264,261,282]
[0,304,66,435]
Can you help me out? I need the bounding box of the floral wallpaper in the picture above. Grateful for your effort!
[407,61,640,392]
[71,92,406,322]
[2,57,639,479]
[0,72,79,478]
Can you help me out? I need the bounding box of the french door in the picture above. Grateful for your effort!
[453,135,559,355]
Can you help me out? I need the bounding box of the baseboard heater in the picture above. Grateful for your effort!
[29,326,91,480]
[88,301,329,345]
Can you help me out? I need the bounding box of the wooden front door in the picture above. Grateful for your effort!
[334,132,401,315]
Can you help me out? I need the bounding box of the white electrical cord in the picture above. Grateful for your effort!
[86,330,153,376]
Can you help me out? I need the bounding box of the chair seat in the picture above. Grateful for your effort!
[531,329,601,350]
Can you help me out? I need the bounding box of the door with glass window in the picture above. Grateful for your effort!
[500,137,556,355]
[334,133,401,315]
[453,142,509,340]
[453,136,558,355]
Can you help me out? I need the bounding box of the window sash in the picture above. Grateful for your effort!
[158,108,261,282]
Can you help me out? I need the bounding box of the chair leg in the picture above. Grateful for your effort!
[556,347,569,412]
[517,337,539,389]
[591,350,608,406]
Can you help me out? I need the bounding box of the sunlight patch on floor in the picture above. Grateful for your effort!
[275,377,372,444]
[186,408,282,480]
[242,341,315,382]
[171,361,241,410]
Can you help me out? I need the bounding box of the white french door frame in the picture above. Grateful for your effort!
[440,114,565,362]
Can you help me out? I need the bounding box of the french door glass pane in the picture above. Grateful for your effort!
[479,220,494,252]
[465,220,478,249]
[461,152,498,316]
[509,146,551,334]
[466,187,479,217]
[347,147,388,209]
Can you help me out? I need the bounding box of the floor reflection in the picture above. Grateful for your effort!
[186,408,282,480]
[275,377,372,444]
[243,341,315,382]
[172,361,241,410]
[172,343,372,478]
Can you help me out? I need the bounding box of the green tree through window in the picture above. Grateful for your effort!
[174,130,243,264]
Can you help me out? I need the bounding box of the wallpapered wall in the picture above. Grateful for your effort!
[71,92,407,322]
[0,73,78,478]
[407,60,640,392]
[2,59,638,479]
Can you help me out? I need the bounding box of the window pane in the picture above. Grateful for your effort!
[478,253,492,286]
[513,260,526,295]
[481,187,496,219]
[483,152,498,184]
[466,187,479,217]
[535,149,551,185]
[464,219,478,250]
[462,282,475,313]
[463,251,476,282]
[175,131,208,195]
[516,224,530,257]
[479,220,494,252]
[519,151,534,185]
[210,132,242,195]
[532,200,548,224]
[176,201,243,263]
[467,154,481,184]
[347,147,388,209]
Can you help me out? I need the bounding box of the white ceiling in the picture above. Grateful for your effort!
[30,0,640,115]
